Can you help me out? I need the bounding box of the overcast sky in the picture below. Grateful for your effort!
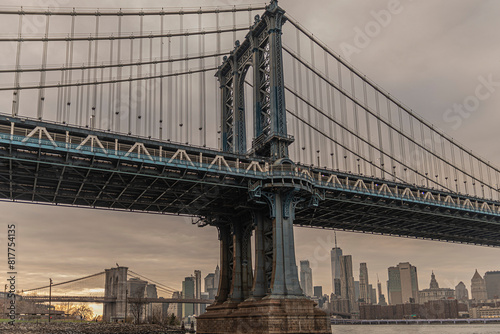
[1,0,500,307]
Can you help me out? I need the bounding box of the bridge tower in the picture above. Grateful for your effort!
[103,266,128,322]
[198,1,329,333]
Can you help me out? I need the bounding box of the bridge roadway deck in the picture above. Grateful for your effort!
[23,295,213,304]
[0,115,499,246]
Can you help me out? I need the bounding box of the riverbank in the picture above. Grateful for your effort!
[0,322,187,334]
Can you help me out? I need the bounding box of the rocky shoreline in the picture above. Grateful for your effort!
[0,322,188,334]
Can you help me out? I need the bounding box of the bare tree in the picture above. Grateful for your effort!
[129,291,146,324]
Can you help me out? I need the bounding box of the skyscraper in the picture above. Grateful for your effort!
[387,262,419,305]
[471,270,488,301]
[339,255,357,312]
[194,270,201,316]
[369,285,377,305]
[204,273,217,300]
[455,281,469,302]
[300,260,313,297]
[377,279,387,306]
[359,263,370,304]
[182,276,195,320]
[484,271,500,300]
[330,233,343,295]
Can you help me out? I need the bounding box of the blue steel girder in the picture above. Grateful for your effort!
[0,115,499,246]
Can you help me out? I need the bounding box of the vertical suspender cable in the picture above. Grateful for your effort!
[159,11,164,140]
[296,29,306,163]
[199,10,207,147]
[324,51,333,168]
[292,55,300,162]
[398,107,405,181]
[85,37,92,127]
[338,62,349,172]
[116,12,122,132]
[65,10,75,124]
[78,68,84,125]
[37,14,50,120]
[12,11,23,117]
[351,72,361,172]
[153,62,157,139]
[99,67,104,130]
[179,13,184,143]
[138,13,144,135]
[167,36,172,141]
[232,6,236,43]
[128,36,133,135]
[62,14,73,124]
[185,24,190,144]
[148,36,153,137]
[386,99,395,179]
[305,52,313,164]
[92,13,100,129]
[108,30,114,131]
[374,91,384,178]
[310,39,319,165]
[215,11,221,147]
[363,81,374,176]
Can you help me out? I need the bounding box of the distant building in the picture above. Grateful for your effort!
[215,265,220,290]
[194,270,201,316]
[200,292,209,315]
[354,281,360,302]
[300,260,313,297]
[387,262,419,305]
[333,278,341,297]
[471,270,488,301]
[471,306,500,319]
[127,277,148,322]
[359,263,370,304]
[484,271,500,300]
[369,284,377,305]
[455,281,469,302]
[314,286,323,299]
[182,276,195,320]
[378,279,387,306]
[340,255,357,313]
[204,273,217,300]
[145,284,158,320]
[331,247,343,295]
[171,291,183,320]
[360,299,459,320]
[419,272,455,304]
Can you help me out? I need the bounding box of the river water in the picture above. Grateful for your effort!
[331,324,500,333]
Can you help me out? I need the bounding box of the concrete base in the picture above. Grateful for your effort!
[197,298,330,334]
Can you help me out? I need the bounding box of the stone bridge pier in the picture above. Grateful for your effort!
[103,266,128,322]
[197,186,329,334]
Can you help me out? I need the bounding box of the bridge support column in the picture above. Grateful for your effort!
[103,266,128,322]
[197,191,329,333]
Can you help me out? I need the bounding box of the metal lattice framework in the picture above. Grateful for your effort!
[217,1,293,159]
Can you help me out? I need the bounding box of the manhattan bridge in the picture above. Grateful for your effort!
[0,1,499,333]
